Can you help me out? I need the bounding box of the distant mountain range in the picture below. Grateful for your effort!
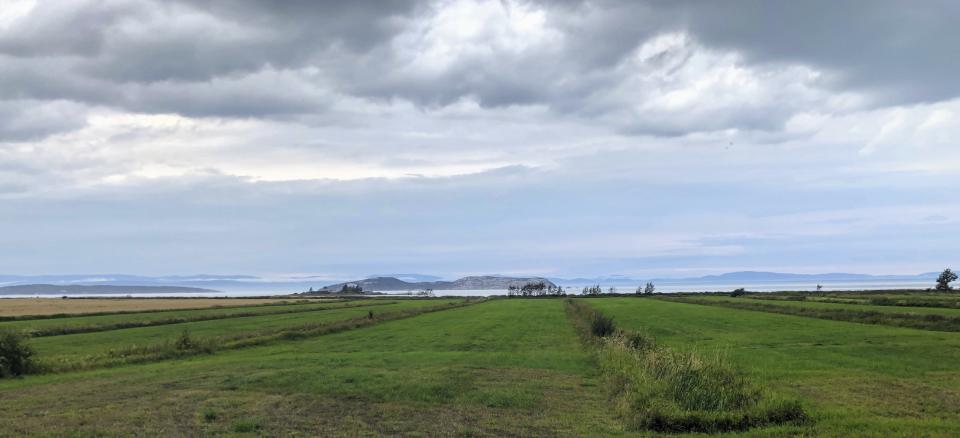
[0,284,218,295]
[0,271,940,295]
[551,271,940,285]
[0,274,327,293]
[317,276,556,292]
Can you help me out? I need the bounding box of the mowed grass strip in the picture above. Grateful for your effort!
[0,298,306,319]
[33,299,463,372]
[739,290,960,309]
[0,299,626,437]
[1,299,379,337]
[789,294,960,309]
[702,295,960,317]
[670,295,960,332]
[589,297,960,437]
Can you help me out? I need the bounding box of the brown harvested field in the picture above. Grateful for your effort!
[0,298,309,317]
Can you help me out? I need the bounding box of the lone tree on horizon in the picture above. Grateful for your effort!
[936,268,957,291]
[643,282,655,295]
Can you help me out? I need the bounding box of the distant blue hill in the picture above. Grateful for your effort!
[551,271,940,285]
[0,284,218,295]
[0,274,327,293]
[0,271,942,295]
[664,271,939,283]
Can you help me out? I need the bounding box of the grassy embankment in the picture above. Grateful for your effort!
[590,297,960,437]
[0,299,630,436]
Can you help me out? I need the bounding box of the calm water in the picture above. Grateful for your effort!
[1,279,934,298]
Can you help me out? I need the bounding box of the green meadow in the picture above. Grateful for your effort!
[1,295,959,436]
[689,295,960,317]
[590,297,960,436]
[0,299,357,335]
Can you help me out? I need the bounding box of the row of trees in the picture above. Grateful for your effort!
[301,284,363,294]
[507,282,565,297]
[580,282,656,296]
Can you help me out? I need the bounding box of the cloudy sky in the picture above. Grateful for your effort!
[1,0,958,279]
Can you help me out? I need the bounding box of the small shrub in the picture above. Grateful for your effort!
[622,330,656,352]
[175,330,198,351]
[202,410,219,422]
[590,313,616,338]
[0,330,37,378]
[730,288,746,297]
[232,419,260,433]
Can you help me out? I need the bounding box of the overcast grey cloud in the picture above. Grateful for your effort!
[0,0,957,278]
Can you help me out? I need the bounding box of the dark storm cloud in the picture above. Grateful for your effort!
[0,0,957,141]
[540,0,960,106]
[0,1,139,57]
[681,1,960,105]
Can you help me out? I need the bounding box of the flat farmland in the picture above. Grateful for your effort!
[686,295,960,317]
[1,296,958,436]
[0,297,313,317]
[0,299,626,436]
[589,297,960,436]
[0,299,362,335]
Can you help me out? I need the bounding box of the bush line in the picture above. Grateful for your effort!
[19,301,396,338]
[564,299,808,433]
[673,298,960,332]
[36,300,480,375]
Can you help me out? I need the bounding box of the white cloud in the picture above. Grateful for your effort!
[0,0,958,276]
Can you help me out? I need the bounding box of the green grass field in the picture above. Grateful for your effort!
[670,295,960,332]
[589,297,960,436]
[738,291,960,309]
[1,296,959,436]
[0,299,626,436]
[0,299,357,335]
[688,295,960,316]
[32,299,460,371]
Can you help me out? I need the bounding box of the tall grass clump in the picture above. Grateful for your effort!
[565,299,807,433]
[0,330,39,378]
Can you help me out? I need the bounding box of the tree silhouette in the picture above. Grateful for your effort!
[643,282,655,295]
[936,268,957,291]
